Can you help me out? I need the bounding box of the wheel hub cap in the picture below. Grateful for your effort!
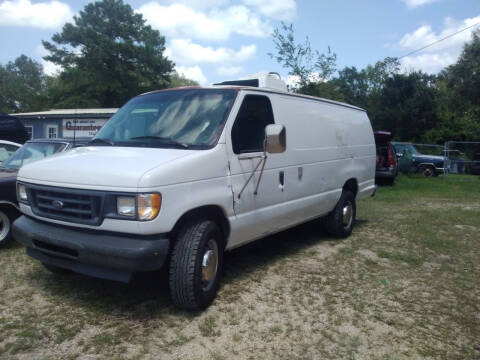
[342,202,353,228]
[201,239,218,291]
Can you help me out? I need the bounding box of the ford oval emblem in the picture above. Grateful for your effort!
[52,200,64,209]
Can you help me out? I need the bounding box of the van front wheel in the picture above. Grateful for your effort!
[169,220,223,310]
[0,209,12,248]
[325,190,356,238]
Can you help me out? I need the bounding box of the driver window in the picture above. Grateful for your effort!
[231,95,274,154]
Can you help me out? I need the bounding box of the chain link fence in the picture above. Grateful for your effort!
[443,141,480,178]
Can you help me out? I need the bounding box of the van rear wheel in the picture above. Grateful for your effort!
[169,220,223,310]
[325,190,356,238]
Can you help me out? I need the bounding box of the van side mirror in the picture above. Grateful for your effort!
[265,124,286,153]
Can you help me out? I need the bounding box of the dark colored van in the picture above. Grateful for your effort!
[374,131,397,185]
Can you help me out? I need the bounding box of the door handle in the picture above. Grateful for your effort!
[279,170,284,190]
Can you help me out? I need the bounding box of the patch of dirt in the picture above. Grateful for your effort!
[455,224,477,230]
[357,248,380,261]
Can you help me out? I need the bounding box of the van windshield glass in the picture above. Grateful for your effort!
[94,89,237,149]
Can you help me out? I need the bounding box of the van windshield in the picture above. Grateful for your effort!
[93,89,237,149]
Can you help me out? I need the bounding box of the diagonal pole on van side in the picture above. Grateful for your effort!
[237,155,266,199]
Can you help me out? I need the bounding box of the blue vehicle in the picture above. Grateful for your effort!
[392,142,445,177]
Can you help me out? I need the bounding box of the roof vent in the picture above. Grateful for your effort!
[214,72,287,92]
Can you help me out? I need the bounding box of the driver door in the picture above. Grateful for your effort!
[226,93,286,248]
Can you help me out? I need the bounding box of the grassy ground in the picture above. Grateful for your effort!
[0,175,479,359]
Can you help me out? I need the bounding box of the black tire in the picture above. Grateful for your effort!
[385,177,395,186]
[0,208,13,248]
[42,263,72,275]
[325,190,356,238]
[169,220,224,310]
[419,165,435,177]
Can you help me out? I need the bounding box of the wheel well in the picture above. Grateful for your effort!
[343,178,358,197]
[169,205,230,248]
[0,203,20,218]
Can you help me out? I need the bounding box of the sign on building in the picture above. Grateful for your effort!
[62,119,107,138]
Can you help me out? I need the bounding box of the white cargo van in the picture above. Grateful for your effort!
[13,73,376,309]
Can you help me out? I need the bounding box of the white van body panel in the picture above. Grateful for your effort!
[16,87,375,250]
[224,90,375,249]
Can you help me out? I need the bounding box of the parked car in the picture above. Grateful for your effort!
[0,114,29,144]
[374,131,397,185]
[0,140,21,165]
[13,73,377,310]
[0,138,87,247]
[471,153,480,175]
[392,142,445,177]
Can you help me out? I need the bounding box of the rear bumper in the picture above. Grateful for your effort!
[12,215,169,282]
[375,169,397,179]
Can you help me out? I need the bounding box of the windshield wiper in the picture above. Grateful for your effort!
[129,136,189,149]
[88,138,115,146]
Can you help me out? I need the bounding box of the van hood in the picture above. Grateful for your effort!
[17,146,195,189]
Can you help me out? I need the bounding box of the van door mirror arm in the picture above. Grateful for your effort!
[253,140,268,195]
[237,148,267,199]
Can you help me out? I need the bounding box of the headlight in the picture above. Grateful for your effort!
[117,196,135,217]
[137,193,161,221]
[17,183,28,203]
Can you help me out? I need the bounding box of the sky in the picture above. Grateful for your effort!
[0,0,479,86]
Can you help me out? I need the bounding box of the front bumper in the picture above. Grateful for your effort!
[12,216,169,282]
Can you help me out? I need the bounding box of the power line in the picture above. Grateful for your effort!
[398,21,480,59]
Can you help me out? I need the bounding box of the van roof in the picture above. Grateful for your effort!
[142,86,367,113]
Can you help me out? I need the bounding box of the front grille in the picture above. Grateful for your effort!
[29,185,103,225]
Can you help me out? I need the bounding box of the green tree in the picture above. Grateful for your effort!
[268,22,337,90]
[424,32,480,143]
[374,71,439,142]
[43,0,174,108]
[0,55,46,113]
[333,57,400,109]
[297,81,345,102]
[168,71,199,88]
[441,31,480,109]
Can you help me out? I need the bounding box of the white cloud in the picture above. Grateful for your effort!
[42,60,61,75]
[176,65,208,85]
[35,44,61,75]
[166,39,256,65]
[401,53,458,74]
[0,0,72,29]
[241,0,296,20]
[162,0,230,10]
[217,66,244,76]
[137,2,271,41]
[403,0,440,9]
[398,16,480,74]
